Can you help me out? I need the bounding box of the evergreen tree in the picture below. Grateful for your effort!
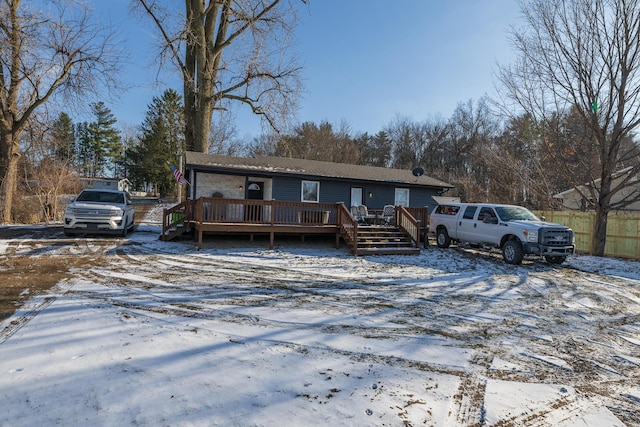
[75,122,95,177]
[127,89,184,195]
[73,103,122,178]
[88,102,122,177]
[51,113,76,163]
[356,131,392,167]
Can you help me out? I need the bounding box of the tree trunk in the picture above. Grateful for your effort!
[0,141,20,223]
[592,206,608,256]
[591,174,613,256]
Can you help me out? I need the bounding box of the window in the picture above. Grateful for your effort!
[350,187,363,207]
[463,206,477,220]
[435,205,460,215]
[394,188,409,206]
[301,181,319,203]
[478,207,498,224]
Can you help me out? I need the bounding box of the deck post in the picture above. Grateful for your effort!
[269,232,274,249]
[198,229,203,250]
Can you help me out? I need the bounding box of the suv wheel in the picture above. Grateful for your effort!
[502,240,524,264]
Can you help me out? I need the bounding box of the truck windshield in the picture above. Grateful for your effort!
[495,206,539,221]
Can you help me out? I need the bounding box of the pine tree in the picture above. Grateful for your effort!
[75,122,95,177]
[127,89,184,195]
[88,102,122,177]
[51,113,76,164]
[72,103,121,178]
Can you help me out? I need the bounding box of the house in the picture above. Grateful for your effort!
[87,178,132,193]
[553,167,640,211]
[163,152,452,254]
[184,152,453,211]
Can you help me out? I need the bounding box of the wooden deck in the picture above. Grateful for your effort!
[161,197,428,255]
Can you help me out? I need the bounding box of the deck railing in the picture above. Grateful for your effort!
[194,197,340,225]
[161,199,194,240]
[161,197,426,253]
[405,206,429,246]
[396,206,421,247]
[337,203,358,253]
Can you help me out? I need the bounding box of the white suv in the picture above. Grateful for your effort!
[64,189,135,236]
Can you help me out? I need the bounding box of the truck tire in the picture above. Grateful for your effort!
[502,239,524,264]
[545,255,566,264]
[120,217,130,237]
[436,228,451,248]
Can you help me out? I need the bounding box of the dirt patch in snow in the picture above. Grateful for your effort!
[0,227,108,321]
[0,200,155,320]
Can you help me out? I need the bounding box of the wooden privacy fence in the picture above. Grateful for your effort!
[536,210,640,260]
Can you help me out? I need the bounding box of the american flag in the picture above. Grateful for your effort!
[169,163,188,185]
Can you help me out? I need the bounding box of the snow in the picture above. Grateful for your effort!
[1,205,639,426]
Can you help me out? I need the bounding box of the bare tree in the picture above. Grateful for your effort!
[0,0,121,223]
[444,98,497,201]
[497,0,640,256]
[137,0,305,154]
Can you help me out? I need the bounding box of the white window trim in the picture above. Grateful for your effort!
[395,188,409,206]
[301,180,320,203]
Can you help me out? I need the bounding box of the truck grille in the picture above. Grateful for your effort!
[540,228,573,246]
[73,208,118,217]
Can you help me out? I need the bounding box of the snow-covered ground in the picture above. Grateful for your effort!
[1,205,639,426]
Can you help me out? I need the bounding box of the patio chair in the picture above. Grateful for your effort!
[351,205,364,223]
[382,205,395,226]
[358,205,376,224]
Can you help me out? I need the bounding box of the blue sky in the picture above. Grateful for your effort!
[99,1,522,138]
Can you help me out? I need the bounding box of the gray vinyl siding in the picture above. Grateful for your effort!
[271,176,440,209]
[272,177,300,201]
[272,177,350,203]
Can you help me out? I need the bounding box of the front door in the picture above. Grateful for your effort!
[245,182,263,221]
[351,187,363,207]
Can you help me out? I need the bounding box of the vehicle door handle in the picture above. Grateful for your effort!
[474,223,477,228]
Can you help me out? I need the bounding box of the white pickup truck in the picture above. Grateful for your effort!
[429,203,575,264]
[63,189,135,236]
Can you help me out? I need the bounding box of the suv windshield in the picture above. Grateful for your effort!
[76,191,125,204]
[495,206,539,221]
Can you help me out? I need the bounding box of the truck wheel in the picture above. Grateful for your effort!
[436,228,451,248]
[502,240,524,264]
[120,218,129,237]
[545,255,566,264]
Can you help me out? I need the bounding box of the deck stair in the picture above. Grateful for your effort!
[354,225,420,255]
[161,222,192,242]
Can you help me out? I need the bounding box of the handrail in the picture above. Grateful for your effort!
[161,199,193,239]
[405,206,429,247]
[396,206,420,247]
[337,203,358,254]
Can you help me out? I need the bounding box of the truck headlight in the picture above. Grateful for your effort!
[523,230,538,242]
[112,208,124,216]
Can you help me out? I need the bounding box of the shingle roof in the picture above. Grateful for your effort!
[185,152,453,188]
